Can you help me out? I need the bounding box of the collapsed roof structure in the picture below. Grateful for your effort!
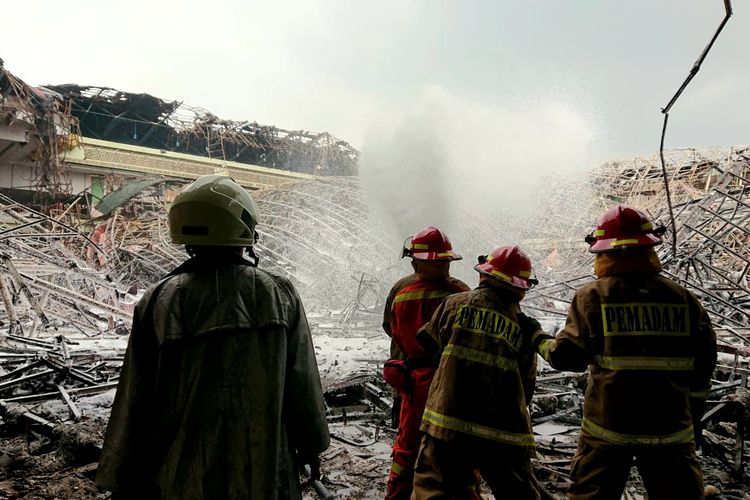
[48,84,359,177]
[1,61,359,213]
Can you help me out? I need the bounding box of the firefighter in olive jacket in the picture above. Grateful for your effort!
[96,176,330,500]
[411,245,547,500]
[382,226,469,500]
[532,205,717,500]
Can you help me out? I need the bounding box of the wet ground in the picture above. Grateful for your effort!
[0,323,748,499]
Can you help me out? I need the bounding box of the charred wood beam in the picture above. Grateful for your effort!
[0,360,44,382]
[41,357,100,385]
[0,353,38,361]
[0,380,118,403]
[532,406,580,425]
[55,383,82,421]
[0,401,56,432]
[6,334,55,350]
[0,368,55,391]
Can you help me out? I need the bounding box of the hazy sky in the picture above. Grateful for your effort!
[2,0,748,163]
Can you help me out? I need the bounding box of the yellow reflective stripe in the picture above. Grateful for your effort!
[518,270,531,278]
[422,408,535,447]
[690,389,710,399]
[390,461,404,476]
[393,290,451,304]
[594,229,606,236]
[594,355,694,371]
[489,269,512,282]
[443,344,519,372]
[411,243,429,250]
[641,222,653,231]
[436,252,455,257]
[582,418,693,446]
[604,330,690,337]
[538,338,555,362]
[611,239,639,247]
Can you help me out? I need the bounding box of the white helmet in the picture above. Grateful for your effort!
[168,175,258,246]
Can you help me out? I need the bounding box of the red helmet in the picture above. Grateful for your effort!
[402,226,462,261]
[585,205,665,253]
[475,245,537,290]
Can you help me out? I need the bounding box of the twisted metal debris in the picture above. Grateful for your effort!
[526,146,750,334]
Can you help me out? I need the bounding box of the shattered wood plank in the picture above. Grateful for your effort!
[41,357,100,385]
[1,381,118,403]
[0,360,44,382]
[6,334,56,350]
[0,368,55,391]
[55,383,82,421]
[0,401,56,432]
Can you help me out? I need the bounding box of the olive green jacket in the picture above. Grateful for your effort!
[96,256,330,499]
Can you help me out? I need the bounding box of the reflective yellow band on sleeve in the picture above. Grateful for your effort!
[390,461,404,476]
[594,355,694,371]
[538,338,555,362]
[443,344,519,372]
[582,418,694,446]
[393,290,451,304]
[422,408,536,447]
[689,389,710,399]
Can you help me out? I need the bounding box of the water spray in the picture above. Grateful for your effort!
[658,0,733,258]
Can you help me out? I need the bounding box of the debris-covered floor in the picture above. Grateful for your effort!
[1,317,749,499]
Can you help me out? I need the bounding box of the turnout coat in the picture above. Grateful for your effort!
[418,284,538,456]
[535,262,716,447]
[96,256,330,499]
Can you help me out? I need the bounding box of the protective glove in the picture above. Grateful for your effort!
[300,455,322,481]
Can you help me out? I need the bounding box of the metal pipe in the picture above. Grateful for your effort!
[302,465,334,500]
[658,0,734,257]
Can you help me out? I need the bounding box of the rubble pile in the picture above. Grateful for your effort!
[0,147,747,497]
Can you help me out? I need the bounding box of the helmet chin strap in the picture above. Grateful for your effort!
[245,247,259,267]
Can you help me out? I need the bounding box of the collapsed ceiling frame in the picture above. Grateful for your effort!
[46,84,360,177]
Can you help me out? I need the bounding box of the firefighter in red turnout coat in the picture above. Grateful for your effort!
[382,226,469,500]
